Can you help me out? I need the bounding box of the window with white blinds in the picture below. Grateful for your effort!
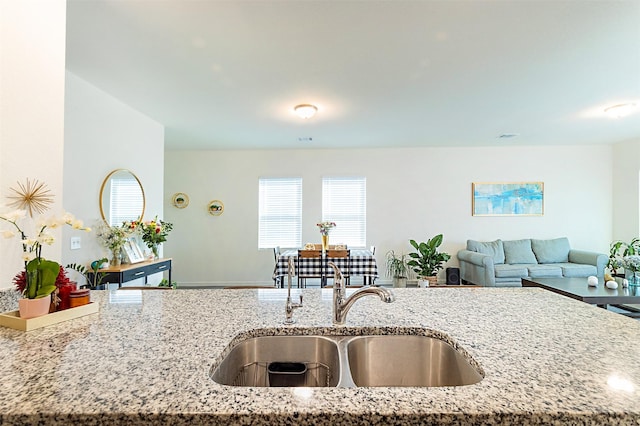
[258,178,302,249]
[322,177,366,248]
[109,177,144,226]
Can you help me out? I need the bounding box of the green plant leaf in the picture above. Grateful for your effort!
[430,234,443,248]
[26,258,60,299]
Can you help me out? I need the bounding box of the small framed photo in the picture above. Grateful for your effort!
[123,238,145,263]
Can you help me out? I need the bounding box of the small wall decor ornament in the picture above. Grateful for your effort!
[208,200,224,216]
[172,193,189,209]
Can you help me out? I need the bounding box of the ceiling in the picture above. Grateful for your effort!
[65,0,640,151]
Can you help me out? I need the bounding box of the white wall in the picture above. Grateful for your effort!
[0,1,67,289]
[164,144,613,287]
[62,72,165,284]
[612,138,640,240]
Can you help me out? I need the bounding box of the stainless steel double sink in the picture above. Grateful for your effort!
[210,334,483,388]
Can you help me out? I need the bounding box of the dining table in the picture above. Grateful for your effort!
[272,249,378,287]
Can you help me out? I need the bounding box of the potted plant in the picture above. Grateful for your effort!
[66,258,108,289]
[407,234,451,287]
[0,182,91,318]
[385,250,409,288]
[159,278,178,289]
[607,237,640,279]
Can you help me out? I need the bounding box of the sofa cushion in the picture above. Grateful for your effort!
[467,239,505,264]
[528,264,563,278]
[558,263,597,277]
[531,237,570,263]
[503,239,538,264]
[494,264,528,278]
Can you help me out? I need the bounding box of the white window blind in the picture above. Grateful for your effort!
[258,178,302,248]
[109,177,144,226]
[322,177,366,248]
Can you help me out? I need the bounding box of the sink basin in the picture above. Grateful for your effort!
[346,335,483,387]
[211,335,341,387]
[211,332,483,388]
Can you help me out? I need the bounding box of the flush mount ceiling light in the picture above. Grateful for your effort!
[294,104,318,119]
[604,103,638,118]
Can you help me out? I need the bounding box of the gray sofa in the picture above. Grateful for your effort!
[457,237,608,287]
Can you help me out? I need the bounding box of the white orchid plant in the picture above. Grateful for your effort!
[0,209,90,299]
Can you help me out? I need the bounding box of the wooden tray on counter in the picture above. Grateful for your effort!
[0,302,99,332]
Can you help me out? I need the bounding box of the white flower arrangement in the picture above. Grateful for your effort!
[316,221,336,236]
[622,255,640,272]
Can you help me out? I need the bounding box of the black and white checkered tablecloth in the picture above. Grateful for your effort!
[273,249,378,281]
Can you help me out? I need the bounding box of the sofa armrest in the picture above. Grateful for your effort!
[457,250,496,286]
[458,250,491,266]
[568,249,608,277]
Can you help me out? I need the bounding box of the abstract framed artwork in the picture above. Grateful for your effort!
[472,182,544,216]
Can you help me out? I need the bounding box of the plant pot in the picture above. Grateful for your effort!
[18,294,51,319]
[111,250,122,266]
[393,277,407,288]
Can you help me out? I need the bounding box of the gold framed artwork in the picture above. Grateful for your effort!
[172,193,189,209]
[208,200,224,216]
[472,182,544,216]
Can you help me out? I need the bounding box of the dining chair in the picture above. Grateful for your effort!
[325,249,350,287]
[273,246,282,287]
[297,249,323,288]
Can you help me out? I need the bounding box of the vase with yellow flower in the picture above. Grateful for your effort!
[316,221,336,252]
[129,216,173,259]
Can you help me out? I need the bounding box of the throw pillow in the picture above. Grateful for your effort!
[467,239,505,264]
[531,237,570,263]
[503,239,537,264]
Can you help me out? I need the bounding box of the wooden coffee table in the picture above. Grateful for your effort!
[522,277,640,317]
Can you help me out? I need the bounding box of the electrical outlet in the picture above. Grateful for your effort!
[70,237,81,250]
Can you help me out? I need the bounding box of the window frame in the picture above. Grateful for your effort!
[258,177,303,249]
[321,176,367,248]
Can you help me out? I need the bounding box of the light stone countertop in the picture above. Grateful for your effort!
[0,287,639,425]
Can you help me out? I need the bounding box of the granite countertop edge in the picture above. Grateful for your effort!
[0,287,639,425]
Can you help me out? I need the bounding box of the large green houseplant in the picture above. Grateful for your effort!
[407,234,451,287]
[385,250,409,288]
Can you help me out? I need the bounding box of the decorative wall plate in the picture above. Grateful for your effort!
[172,193,189,209]
[208,200,224,216]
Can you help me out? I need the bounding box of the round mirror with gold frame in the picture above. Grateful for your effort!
[99,169,145,226]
